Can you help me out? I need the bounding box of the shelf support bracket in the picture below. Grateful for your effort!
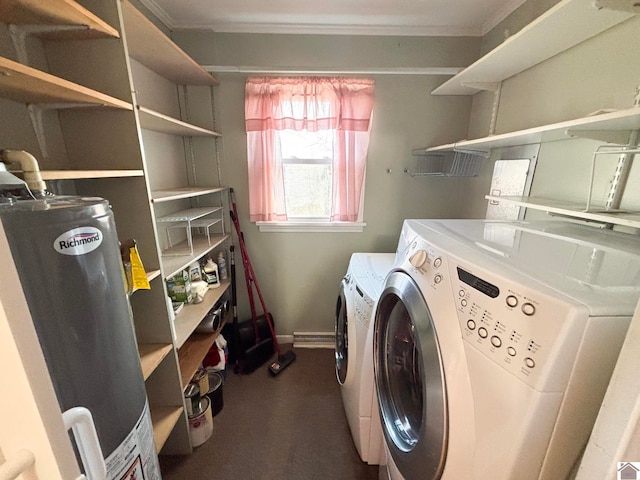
[27,103,96,162]
[9,25,89,65]
[604,130,639,211]
[585,130,639,216]
[461,82,502,135]
[566,129,634,144]
[27,104,50,160]
[460,82,501,92]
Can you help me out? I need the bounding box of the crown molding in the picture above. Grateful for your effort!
[135,0,528,37]
[204,65,464,75]
[170,22,482,37]
[137,0,175,29]
[481,0,528,34]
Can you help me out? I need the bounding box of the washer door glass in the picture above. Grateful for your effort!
[375,271,447,479]
[335,281,348,384]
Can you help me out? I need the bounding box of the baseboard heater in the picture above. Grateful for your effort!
[289,332,334,349]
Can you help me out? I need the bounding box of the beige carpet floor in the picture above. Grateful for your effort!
[159,346,380,479]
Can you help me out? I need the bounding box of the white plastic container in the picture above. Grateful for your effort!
[188,262,202,282]
[203,257,220,288]
[217,251,228,281]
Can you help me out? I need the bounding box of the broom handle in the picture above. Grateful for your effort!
[230,203,260,340]
[229,245,241,374]
[229,189,282,356]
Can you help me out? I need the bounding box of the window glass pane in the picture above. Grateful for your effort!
[283,164,332,217]
[279,129,333,160]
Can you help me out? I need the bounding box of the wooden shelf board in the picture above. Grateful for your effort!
[432,0,636,95]
[426,107,640,153]
[38,169,143,180]
[0,56,132,108]
[0,0,119,39]
[161,234,229,279]
[486,195,640,228]
[152,187,228,203]
[139,343,173,380]
[122,1,218,86]
[173,280,231,348]
[137,106,221,137]
[150,406,183,453]
[178,326,225,388]
[146,269,162,282]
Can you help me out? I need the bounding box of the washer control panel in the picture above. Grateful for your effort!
[451,261,584,392]
[402,238,586,391]
[404,241,446,290]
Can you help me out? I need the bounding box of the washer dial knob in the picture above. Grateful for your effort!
[409,250,428,269]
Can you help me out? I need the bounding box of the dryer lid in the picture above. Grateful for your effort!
[402,219,640,315]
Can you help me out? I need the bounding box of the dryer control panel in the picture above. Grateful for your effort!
[450,259,588,393]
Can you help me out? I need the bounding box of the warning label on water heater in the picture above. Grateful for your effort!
[53,227,103,255]
[105,402,161,480]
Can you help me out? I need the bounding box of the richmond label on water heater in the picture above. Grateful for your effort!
[53,226,103,255]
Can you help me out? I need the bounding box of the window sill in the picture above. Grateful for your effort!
[256,221,366,233]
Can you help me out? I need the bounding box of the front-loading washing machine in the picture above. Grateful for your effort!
[374,219,640,480]
[336,252,395,464]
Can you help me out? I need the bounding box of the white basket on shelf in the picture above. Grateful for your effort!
[406,148,487,177]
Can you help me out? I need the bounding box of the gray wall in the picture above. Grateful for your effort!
[172,31,482,333]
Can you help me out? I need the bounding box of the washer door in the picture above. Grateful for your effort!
[374,271,447,480]
[335,279,349,384]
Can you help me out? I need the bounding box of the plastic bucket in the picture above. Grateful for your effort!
[188,396,213,447]
[206,370,224,417]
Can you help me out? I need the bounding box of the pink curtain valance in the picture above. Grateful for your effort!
[245,77,374,133]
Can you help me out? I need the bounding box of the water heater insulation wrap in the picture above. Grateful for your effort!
[0,196,148,459]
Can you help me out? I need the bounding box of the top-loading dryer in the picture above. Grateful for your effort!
[374,219,640,480]
[336,252,395,464]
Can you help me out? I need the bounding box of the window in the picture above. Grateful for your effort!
[244,77,375,231]
[280,129,333,219]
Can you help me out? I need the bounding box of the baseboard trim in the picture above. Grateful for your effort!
[290,331,334,349]
[276,334,294,345]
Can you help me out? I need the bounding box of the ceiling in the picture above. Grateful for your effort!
[139,0,529,37]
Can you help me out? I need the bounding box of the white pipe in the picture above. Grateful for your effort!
[0,150,47,192]
[62,407,106,480]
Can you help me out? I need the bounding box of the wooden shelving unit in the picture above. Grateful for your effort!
[139,343,174,380]
[121,0,230,454]
[150,406,184,453]
[0,0,120,39]
[138,106,221,136]
[39,169,144,180]
[0,56,132,108]
[161,234,229,279]
[0,0,229,456]
[431,0,636,95]
[121,0,218,86]
[173,280,231,348]
[146,269,161,281]
[178,317,226,388]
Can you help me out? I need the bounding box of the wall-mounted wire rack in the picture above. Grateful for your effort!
[405,147,488,177]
